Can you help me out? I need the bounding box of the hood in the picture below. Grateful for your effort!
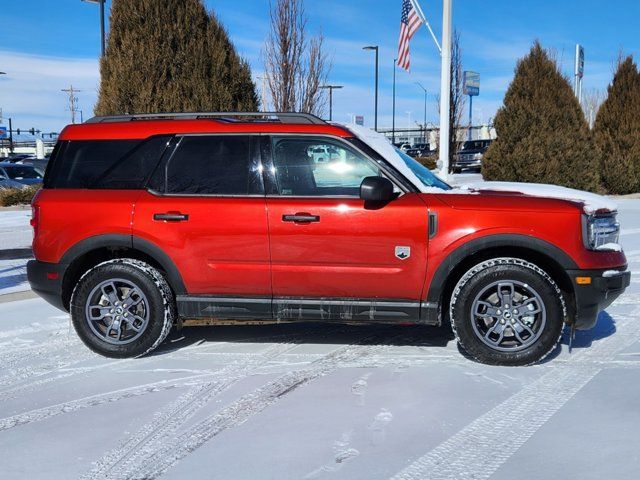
[460,181,617,214]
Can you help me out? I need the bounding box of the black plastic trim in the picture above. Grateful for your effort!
[425,234,580,317]
[27,260,66,311]
[567,267,630,330]
[176,295,422,324]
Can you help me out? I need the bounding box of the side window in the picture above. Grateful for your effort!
[164,136,252,195]
[271,137,380,196]
[46,139,141,189]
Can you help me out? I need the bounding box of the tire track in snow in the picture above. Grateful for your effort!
[123,331,400,480]
[0,374,213,431]
[81,327,349,480]
[388,307,640,480]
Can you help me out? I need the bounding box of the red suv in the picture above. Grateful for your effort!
[27,112,630,366]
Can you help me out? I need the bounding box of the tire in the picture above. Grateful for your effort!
[70,259,176,358]
[449,258,566,366]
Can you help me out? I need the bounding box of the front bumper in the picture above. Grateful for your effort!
[27,260,67,312]
[567,267,631,330]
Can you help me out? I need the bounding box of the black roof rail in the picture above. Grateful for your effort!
[84,112,326,125]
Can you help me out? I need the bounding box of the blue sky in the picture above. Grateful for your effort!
[1,0,639,132]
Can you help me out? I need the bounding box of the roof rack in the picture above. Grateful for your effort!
[84,112,327,125]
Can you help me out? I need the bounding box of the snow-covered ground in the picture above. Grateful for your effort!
[0,209,32,250]
[0,258,29,295]
[0,200,638,479]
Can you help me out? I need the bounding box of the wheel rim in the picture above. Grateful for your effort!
[84,278,150,345]
[470,280,547,352]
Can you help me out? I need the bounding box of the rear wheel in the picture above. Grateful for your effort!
[70,259,175,358]
[450,258,565,366]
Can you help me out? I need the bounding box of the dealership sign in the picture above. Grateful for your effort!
[0,126,7,140]
[463,71,480,97]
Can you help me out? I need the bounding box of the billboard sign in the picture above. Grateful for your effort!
[463,71,480,96]
[575,44,584,79]
[355,115,364,126]
[0,126,7,140]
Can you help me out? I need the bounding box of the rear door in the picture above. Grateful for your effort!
[263,135,429,322]
[133,134,272,319]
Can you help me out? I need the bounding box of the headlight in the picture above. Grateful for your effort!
[473,153,483,160]
[584,214,620,251]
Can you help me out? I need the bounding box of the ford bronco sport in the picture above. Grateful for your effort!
[27,112,630,366]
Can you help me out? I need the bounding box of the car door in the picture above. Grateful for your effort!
[263,135,429,322]
[133,134,272,319]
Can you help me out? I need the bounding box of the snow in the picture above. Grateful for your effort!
[0,191,638,478]
[462,181,619,214]
[596,243,623,252]
[0,209,32,249]
[0,258,29,295]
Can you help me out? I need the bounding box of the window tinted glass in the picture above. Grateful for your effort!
[272,137,379,196]
[93,136,171,189]
[46,137,170,189]
[164,136,252,195]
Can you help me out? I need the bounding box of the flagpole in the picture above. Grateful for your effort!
[410,0,442,54]
[438,0,453,180]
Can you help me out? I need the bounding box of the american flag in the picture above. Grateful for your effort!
[397,0,424,71]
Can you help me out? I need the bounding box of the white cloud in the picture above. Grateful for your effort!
[0,50,99,132]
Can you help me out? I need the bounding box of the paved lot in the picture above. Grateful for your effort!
[0,200,638,480]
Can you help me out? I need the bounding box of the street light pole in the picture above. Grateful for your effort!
[363,46,379,131]
[392,59,397,145]
[438,0,453,179]
[416,82,427,143]
[320,85,343,122]
[82,0,106,57]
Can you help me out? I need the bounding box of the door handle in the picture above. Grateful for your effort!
[153,212,189,222]
[282,213,320,223]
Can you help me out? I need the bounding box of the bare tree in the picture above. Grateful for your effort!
[264,0,330,116]
[436,30,466,172]
[449,31,466,172]
[582,88,606,129]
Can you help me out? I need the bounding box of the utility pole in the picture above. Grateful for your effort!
[574,44,584,105]
[416,82,427,143]
[392,59,397,145]
[438,0,453,179]
[363,46,379,131]
[61,86,82,124]
[320,85,343,122]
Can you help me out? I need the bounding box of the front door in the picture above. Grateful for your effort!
[264,135,429,322]
[133,134,271,319]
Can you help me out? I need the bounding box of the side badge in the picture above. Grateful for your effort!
[395,246,411,260]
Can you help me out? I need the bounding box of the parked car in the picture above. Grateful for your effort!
[453,139,493,172]
[0,162,44,186]
[399,143,412,153]
[413,143,430,152]
[404,148,420,158]
[4,153,35,163]
[17,157,49,176]
[28,112,629,366]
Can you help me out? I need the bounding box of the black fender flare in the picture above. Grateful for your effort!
[60,234,187,295]
[426,234,578,307]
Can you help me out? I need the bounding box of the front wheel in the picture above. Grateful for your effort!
[450,258,566,366]
[70,259,176,358]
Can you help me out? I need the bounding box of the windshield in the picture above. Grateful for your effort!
[5,166,43,180]
[395,149,452,190]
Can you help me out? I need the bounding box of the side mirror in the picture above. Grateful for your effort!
[360,176,395,203]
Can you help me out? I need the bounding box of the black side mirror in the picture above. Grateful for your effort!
[360,176,395,202]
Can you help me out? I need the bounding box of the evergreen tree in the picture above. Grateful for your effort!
[593,56,640,194]
[482,43,599,192]
[95,0,258,116]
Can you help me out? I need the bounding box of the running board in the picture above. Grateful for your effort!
[176,296,433,325]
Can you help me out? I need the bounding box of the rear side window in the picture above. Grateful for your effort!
[45,136,170,189]
[157,136,253,195]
